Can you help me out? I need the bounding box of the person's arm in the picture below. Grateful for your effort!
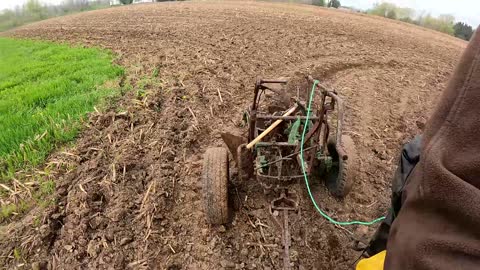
[385,28,480,269]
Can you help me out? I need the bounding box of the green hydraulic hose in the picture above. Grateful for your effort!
[299,80,386,226]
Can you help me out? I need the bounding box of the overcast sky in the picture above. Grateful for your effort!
[342,0,479,26]
[1,0,64,10]
[1,0,479,26]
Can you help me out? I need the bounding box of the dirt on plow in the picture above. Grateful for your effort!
[1,1,466,269]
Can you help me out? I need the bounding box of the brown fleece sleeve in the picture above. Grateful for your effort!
[384,29,480,269]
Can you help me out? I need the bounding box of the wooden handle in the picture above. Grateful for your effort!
[246,105,297,149]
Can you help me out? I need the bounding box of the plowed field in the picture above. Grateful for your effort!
[1,1,466,269]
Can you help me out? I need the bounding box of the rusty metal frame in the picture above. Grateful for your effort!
[248,77,347,186]
[243,77,347,270]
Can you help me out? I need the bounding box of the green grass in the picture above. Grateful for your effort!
[0,37,123,179]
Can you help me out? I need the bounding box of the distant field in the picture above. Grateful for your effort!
[0,3,110,32]
[0,38,123,178]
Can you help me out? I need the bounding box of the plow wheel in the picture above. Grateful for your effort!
[326,135,358,198]
[202,147,230,225]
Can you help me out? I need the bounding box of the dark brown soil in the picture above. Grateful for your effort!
[0,1,466,269]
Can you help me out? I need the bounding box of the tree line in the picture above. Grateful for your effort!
[0,0,110,32]
[311,0,341,8]
[367,2,474,41]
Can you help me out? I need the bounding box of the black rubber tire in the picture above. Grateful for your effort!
[326,135,358,198]
[203,147,230,225]
[327,136,338,160]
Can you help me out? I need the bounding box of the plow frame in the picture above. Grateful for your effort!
[247,77,349,187]
[206,76,358,269]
